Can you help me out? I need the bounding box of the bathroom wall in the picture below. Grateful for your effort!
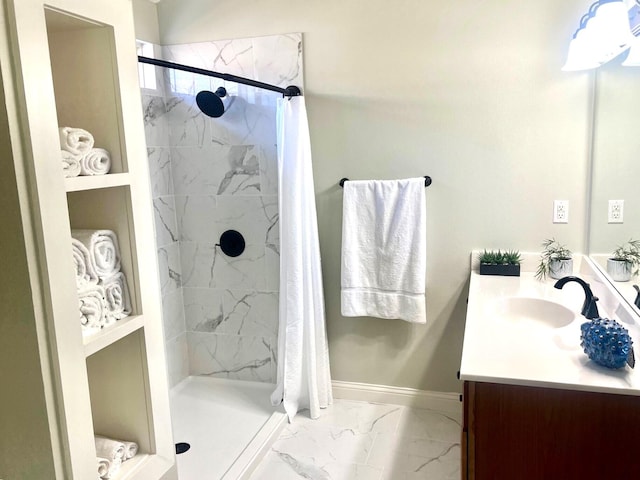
[149,0,593,394]
[139,29,303,386]
[141,61,189,388]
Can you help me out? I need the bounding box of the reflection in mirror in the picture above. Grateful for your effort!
[589,57,640,315]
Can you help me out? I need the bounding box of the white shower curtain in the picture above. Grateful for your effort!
[271,96,333,422]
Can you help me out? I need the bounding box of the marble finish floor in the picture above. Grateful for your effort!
[249,399,462,480]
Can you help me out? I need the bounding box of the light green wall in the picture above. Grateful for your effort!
[132,0,160,44]
[150,0,593,393]
[0,62,59,480]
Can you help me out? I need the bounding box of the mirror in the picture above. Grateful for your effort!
[589,57,640,315]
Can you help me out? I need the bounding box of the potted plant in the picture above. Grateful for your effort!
[479,249,521,276]
[535,238,573,280]
[607,239,640,282]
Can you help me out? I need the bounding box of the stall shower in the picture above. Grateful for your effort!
[140,33,303,478]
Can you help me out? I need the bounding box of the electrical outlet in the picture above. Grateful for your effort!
[553,200,569,223]
[608,199,624,223]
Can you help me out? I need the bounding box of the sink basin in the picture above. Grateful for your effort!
[492,297,576,329]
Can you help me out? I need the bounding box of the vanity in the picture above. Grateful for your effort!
[460,254,640,479]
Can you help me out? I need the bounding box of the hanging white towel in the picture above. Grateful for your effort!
[80,148,112,176]
[59,126,94,156]
[341,178,427,323]
[271,96,333,422]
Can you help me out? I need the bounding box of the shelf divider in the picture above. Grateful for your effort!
[83,314,145,357]
[65,172,131,192]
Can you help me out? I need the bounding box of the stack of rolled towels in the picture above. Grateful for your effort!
[60,126,112,177]
[95,435,138,479]
[72,229,131,332]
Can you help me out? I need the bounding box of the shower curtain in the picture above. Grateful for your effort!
[270,96,333,422]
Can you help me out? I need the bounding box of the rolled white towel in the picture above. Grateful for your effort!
[97,457,121,479]
[95,436,125,462]
[78,284,107,330]
[72,238,99,288]
[97,457,110,478]
[102,272,132,321]
[122,441,138,460]
[81,148,111,176]
[72,230,121,279]
[61,150,81,178]
[59,126,94,156]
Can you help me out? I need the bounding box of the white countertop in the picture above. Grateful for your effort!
[460,253,640,396]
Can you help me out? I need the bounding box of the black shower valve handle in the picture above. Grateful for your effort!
[216,230,245,257]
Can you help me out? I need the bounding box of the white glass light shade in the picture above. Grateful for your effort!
[562,28,600,71]
[622,38,640,66]
[589,2,634,64]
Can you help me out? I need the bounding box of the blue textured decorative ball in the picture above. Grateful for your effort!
[580,317,635,369]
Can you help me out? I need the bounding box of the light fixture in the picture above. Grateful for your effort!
[591,1,635,63]
[622,1,640,65]
[622,37,640,65]
[562,24,601,71]
[563,12,601,71]
[562,0,636,71]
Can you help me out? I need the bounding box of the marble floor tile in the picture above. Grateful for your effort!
[250,451,383,480]
[293,399,403,435]
[248,399,462,480]
[368,433,460,480]
[272,422,377,465]
[396,407,462,443]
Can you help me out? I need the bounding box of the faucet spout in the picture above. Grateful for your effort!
[554,276,600,319]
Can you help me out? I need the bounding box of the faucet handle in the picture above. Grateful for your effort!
[583,295,600,320]
[633,285,640,309]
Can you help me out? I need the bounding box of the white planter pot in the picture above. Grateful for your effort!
[549,258,573,279]
[607,258,632,282]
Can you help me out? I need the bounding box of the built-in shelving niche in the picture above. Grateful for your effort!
[87,329,153,476]
[45,7,127,174]
[67,185,140,313]
[67,185,143,356]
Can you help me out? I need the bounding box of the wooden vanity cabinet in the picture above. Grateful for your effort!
[462,381,640,480]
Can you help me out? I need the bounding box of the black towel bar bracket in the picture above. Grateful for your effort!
[339,176,432,188]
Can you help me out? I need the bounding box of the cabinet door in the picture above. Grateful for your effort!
[470,381,640,480]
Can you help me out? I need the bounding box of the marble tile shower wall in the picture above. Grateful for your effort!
[142,34,303,388]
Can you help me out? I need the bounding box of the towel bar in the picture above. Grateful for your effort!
[339,176,431,187]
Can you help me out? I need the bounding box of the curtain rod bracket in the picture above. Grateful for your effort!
[284,85,302,97]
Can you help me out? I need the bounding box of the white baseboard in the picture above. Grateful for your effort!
[331,380,461,414]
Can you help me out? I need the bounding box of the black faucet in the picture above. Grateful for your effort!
[633,285,640,309]
[554,276,600,319]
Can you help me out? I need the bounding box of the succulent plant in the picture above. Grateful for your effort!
[580,317,635,369]
[478,249,521,265]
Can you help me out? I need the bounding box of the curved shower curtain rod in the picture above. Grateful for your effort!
[137,56,302,97]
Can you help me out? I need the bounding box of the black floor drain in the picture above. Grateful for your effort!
[175,442,191,454]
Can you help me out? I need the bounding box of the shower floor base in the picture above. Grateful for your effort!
[170,376,287,480]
